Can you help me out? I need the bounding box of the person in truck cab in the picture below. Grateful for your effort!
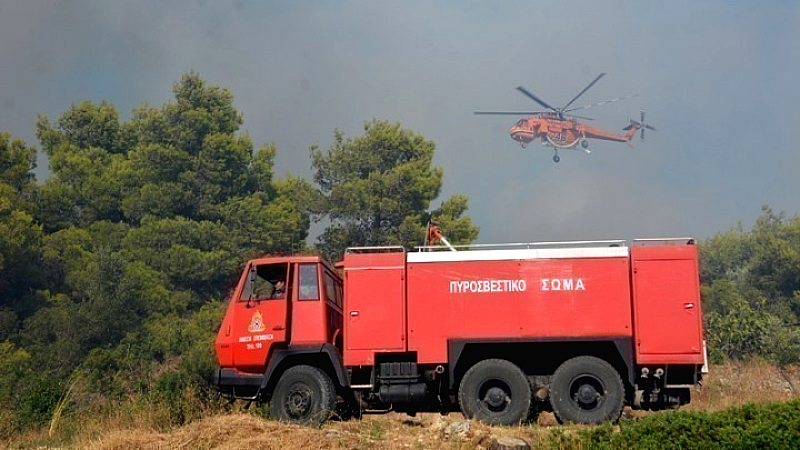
[270,279,286,299]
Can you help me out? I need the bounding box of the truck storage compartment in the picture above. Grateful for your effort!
[631,242,704,365]
[343,249,407,366]
[405,245,633,364]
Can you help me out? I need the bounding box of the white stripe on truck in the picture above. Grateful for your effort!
[407,247,629,263]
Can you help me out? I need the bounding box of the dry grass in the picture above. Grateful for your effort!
[8,360,800,450]
[688,359,799,411]
[79,412,557,450]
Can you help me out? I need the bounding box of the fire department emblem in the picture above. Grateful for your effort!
[248,311,265,333]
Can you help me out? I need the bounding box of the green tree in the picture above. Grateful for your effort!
[0,132,37,196]
[0,133,42,335]
[14,72,314,430]
[746,207,800,318]
[311,119,478,260]
[700,206,800,364]
[0,185,42,309]
[0,341,32,405]
[703,281,774,361]
[36,102,124,229]
[699,226,751,285]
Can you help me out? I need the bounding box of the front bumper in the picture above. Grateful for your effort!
[210,368,264,398]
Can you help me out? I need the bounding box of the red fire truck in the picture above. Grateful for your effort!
[212,238,707,425]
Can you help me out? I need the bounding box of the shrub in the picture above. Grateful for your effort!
[563,400,800,449]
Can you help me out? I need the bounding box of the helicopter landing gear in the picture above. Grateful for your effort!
[553,151,560,163]
[581,139,589,149]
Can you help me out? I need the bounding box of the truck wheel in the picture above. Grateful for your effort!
[458,359,531,425]
[270,365,336,424]
[549,356,624,424]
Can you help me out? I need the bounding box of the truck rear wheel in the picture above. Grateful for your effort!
[270,365,336,424]
[549,356,624,424]
[458,359,531,425]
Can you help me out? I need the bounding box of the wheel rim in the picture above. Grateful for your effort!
[478,380,512,414]
[568,375,605,411]
[284,382,314,419]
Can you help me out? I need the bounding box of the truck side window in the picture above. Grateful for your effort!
[298,264,320,301]
[239,263,289,301]
[323,271,341,308]
[253,275,274,301]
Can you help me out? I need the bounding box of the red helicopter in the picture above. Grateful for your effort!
[475,73,655,162]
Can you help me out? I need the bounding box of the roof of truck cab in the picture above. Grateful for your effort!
[248,255,332,269]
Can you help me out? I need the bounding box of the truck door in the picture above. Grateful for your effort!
[230,262,291,371]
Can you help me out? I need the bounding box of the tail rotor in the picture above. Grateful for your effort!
[625,110,656,141]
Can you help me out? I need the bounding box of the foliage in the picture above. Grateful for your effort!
[311,119,478,261]
[0,341,33,426]
[0,132,37,195]
[0,133,42,341]
[703,281,772,362]
[551,400,800,449]
[700,206,800,365]
[0,73,314,438]
[0,74,482,438]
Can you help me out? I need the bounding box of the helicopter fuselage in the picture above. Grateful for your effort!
[509,116,638,149]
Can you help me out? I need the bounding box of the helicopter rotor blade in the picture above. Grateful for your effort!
[565,94,639,112]
[474,111,543,115]
[516,86,557,111]
[561,72,606,111]
[565,114,595,121]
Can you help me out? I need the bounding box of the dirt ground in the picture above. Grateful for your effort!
[24,361,800,450]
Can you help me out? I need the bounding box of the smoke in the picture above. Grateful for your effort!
[2,0,799,242]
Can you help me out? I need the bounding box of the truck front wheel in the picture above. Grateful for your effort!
[458,359,532,425]
[270,365,336,424]
[550,356,624,424]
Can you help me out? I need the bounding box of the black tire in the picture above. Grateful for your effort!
[270,365,336,424]
[458,359,531,425]
[549,356,624,424]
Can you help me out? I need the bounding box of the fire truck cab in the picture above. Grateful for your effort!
[212,239,706,425]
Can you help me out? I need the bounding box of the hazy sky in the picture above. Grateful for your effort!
[1,1,799,244]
